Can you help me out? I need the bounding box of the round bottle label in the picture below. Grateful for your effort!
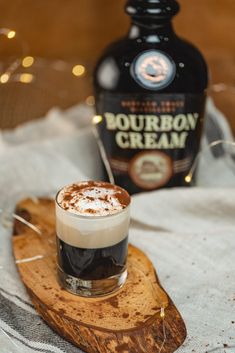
[128,151,173,190]
[132,50,176,90]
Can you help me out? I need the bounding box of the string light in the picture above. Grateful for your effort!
[86,95,95,106]
[16,255,44,264]
[160,307,165,319]
[185,140,235,185]
[22,56,34,68]
[185,174,192,184]
[0,27,89,90]
[19,73,34,83]
[159,307,167,353]
[92,119,115,184]
[0,73,10,84]
[0,207,41,235]
[92,115,102,124]
[0,73,34,85]
[0,28,28,84]
[72,64,85,77]
[6,30,16,39]
[210,83,235,94]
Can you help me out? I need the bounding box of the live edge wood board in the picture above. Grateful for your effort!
[12,198,186,353]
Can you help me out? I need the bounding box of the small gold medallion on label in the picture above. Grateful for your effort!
[128,151,173,190]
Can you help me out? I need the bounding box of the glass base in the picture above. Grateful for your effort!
[57,266,127,297]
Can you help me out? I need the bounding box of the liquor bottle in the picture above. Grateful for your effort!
[94,0,208,195]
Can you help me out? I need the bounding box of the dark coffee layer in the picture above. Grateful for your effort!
[57,235,128,280]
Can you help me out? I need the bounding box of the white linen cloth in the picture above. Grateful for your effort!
[0,99,234,353]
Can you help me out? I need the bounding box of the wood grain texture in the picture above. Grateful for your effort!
[12,198,186,353]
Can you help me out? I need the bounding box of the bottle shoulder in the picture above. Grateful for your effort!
[94,35,208,94]
[97,35,206,67]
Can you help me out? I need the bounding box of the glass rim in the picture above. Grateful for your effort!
[55,182,131,221]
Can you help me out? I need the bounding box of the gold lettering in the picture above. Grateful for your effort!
[145,115,160,132]
[129,115,144,132]
[115,132,129,148]
[170,132,188,148]
[157,133,171,149]
[129,132,144,149]
[187,113,199,130]
[160,115,173,131]
[105,111,199,150]
[116,114,130,131]
[143,133,158,148]
[104,112,116,130]
[173,115,188,131]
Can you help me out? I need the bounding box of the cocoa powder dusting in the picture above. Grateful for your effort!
[63,194,72,202]
[86,208,96,214]
[86,196,95,201]
[58,181,130,215]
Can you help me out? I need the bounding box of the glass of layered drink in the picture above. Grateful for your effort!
[55,181,130,297]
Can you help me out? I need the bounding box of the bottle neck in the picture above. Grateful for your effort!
[125,0,179,41]
[128,20,175,41]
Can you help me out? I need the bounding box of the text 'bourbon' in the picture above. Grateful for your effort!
[94,0,208,194]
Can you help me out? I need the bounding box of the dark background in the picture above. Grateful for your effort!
[0,0,234,132]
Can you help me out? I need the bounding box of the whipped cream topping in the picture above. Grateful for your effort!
[57,181,130,217]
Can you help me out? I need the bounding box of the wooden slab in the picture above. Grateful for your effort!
[12,198,186,353]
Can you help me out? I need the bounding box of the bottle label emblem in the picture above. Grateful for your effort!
[96,92,206,193]
[132,50,176,90]
[128,151,173,190]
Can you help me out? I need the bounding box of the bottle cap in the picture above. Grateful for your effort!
[126,0,180,20]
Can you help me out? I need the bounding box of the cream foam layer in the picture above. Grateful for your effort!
[56,181,131,249]
[56,203,130,249]
[57,181,130,217]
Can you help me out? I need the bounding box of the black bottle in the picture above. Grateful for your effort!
[94,0,208,194]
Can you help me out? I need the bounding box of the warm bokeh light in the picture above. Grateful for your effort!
[160,308,165,319]
[86,95,95,106]
[22,56,34,68]
[72,64,86,77]
[185,175,192,184]
[0,73,10,84]
[7,30,16,39]
[19,73,34,83]
[92,115,102,125]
